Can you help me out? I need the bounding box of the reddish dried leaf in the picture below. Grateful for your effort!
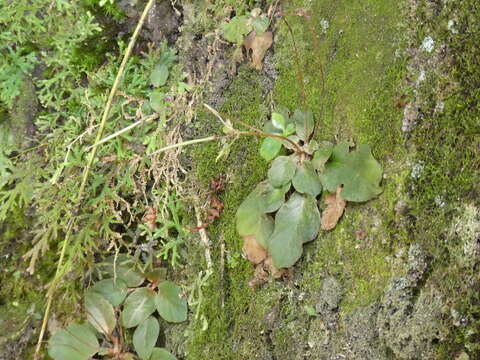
[243,31,273,70]
[242,235,267,264]
[321,186,347,231]
[143,207,157,230]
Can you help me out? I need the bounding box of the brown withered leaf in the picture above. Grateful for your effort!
[321,186,347,231]
[248,263,269,289]
[143,206,157,230]
[242,235,268,264]
[243,31,273,70]
[264,255,287,279]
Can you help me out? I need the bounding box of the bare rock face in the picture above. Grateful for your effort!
[377,245,447,359]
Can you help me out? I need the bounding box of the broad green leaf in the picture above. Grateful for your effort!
[320,143,383,202]
[264,182,291,213]
[150,348,177,360]
[99,254,145,288]
[292,109,314,141]
[284,123,296,136]
[121,288,156,328]
[263,121,283,135]
[312,141,333,170]
[252,16,269,35]
[260,137,282,161]
[150,64,169,87]
[149,91,166,114]
[91,278,128,306]
[220,16,250,44]
[268,156,296,187]
[156,281,188,323]
[48,323,99,360]
[271,112,286,131]
[292,161,322,197]
[133,316,160,360]
[236,183,277,248]
[85,291,116,335]
[267,192,320,268]
[275,105,291,124]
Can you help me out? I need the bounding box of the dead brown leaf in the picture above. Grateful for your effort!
[248,263,269,289]
[264,255,287,279]
[321,186,347,231]
[242,235,268,264]
[243,31,273,70]
[142,206,157,230]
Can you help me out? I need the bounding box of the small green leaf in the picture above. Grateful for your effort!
[292,161,322,197]
[149,91,166,114]
[91,279,128,306]
[220,16,250,44]
[263,121,283,135]
[99,255,145,288]
[48,323,99,360]
[156,281,188,323]
[268,156,296,187]
[271,112,286,131]
[260,137,282,161]
[284,123,296,136]
[236,182,278,247]
[267,192,320,268]
[85,291,116,335]
[150,348,177,360]
[312,141,333,170]
[320,143,383,202]
[145,268,167,284]
[251,16,269,35]
[292,109,314,141]
[150,64,169,87]
[133,316,160,360]
[121,288,156,328]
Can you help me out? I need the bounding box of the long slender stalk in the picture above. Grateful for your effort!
[148,136,220,157]
[34,0,156,357]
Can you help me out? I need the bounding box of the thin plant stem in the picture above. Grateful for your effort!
[85,114,159,151]
[34,0,156,357]
[283,17,307,110]
[148,136,220,157]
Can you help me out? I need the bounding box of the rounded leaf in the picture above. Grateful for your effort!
[155,281,187,323]
[320,143,383,202]
[85,291,116,335]
[271,112,286,131]
[292,161,322,197]
[91,278,128,306]
[268,156,296,187]
[150,64,169,87]
[312,141,334,170]
[121,288,156,328]
[267,192,320,268]
[133,316,160,360]
[48,323,99,360]
[150,348,177,360]
[260,137,282,161]
[292,109,314,141]
[99,254,145,287]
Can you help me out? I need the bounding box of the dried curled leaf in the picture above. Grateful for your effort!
[143,207,157,230]
[321,186,346,231]
[243,31,273,70]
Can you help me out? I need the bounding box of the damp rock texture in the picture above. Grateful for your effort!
[377,245,447,359]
